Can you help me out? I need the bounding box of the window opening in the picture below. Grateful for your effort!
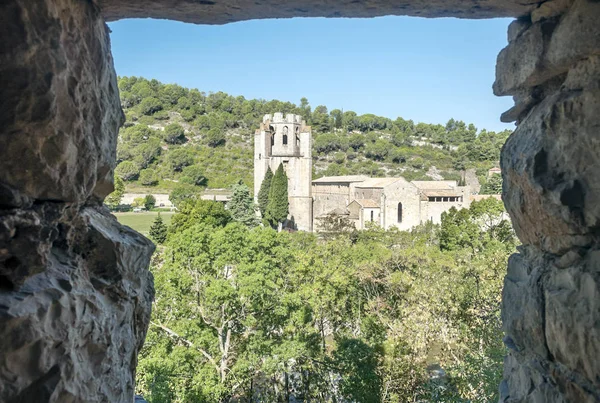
[397,202,403,223]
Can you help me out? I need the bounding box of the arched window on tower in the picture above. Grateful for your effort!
[397,202,403,223]
[295,127,300,147]
[270,125,275,154]
[283,126,289,145]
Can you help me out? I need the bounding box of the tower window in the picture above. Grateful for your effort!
[397,202,403,223]
[283,126,289,145]
[270,133,275,153]
[370,210,374,222]
[283,134,288,145]
[259,153,261,160]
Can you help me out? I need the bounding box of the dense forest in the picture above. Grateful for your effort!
[114,77,509,199]
[137,196,514,402]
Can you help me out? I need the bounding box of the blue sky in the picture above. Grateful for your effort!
[109,16,514,132]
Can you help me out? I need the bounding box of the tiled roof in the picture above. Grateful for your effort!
[354,177,405,188]
[422,189,464,197]
[318,208,350,217]
[411,180,457,190]
[313,175,369,184]
[350,199,380,208]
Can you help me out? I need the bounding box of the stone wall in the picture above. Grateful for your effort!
[496,0,600,400]
[0,0,154,401]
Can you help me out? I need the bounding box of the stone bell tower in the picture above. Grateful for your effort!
[254,113,313,231]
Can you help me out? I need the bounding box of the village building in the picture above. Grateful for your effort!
[313,176,471,230]
[255,113,477,232]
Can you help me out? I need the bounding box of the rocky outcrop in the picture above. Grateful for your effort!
[98,0,534,24]
[497,0,600,401]
[0,0,154,401]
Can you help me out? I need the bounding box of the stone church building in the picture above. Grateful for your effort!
[255,113,476,232]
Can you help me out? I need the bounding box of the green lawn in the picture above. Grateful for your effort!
[114,212,175,236]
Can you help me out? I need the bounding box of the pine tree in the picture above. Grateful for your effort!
[265,164,289,229]
[149,213,168,244]
[228,181,259,227]
[257,167,273,217]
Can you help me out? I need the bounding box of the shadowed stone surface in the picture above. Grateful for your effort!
[498,0,600,401]
[0,0,154,401]
[98,0,536,24]
[0,0,123,203]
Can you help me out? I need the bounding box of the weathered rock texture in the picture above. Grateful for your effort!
[497,0,600,401]
[98,0,535,24]
[1,0,599,401]
[0,0,154,401]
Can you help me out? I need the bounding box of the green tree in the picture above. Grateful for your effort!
[481,174,503,194]
[205,128,226,147]
[133,139,161,168]
[228,182,259,227]
[169,183,201,207]
[169,199,232,233]
[115,160,140,181]
[149,213,168,244]
[312,105,330,133]
[167,147,194,172]
[317,212,356,240]
[144,194,156,210]
[257,167,273,218]
[139,168,159,186]
[265,164,289,228]
[180,165,207,186]
[105,176,125,208]
[138,97,163,115]
[164,123,186,144]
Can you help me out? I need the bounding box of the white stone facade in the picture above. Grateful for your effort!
[254,113,313,231]
[313,176,472,231]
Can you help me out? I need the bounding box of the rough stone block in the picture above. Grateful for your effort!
[545,260,600,391]
[507,18,531,43]
[546,0,600,71]
[531,0,573,23]
[0,205,154,402]
[502,252,548,358]
[0,0,124,203]
[501,89,600,254]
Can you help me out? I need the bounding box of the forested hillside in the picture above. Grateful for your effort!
[114,77,509,197]
[137,197,514,402]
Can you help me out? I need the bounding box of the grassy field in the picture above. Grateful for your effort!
[114,212,175,236]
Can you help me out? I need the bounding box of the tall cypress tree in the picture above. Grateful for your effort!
[257,166,273,217]
[149,213,168,244]
[265,164,289,228]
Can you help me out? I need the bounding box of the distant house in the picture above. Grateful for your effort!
[488,167,502,177]
[122,193,174,209]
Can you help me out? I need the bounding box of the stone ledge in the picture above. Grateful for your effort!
[98,0,535,24]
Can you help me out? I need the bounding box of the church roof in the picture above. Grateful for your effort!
[411,180,458,190]
[421,189,464,197]
[318,208,350,217]
[354,177,405,188]
[313,175,369,184]
[350,199,380,208]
